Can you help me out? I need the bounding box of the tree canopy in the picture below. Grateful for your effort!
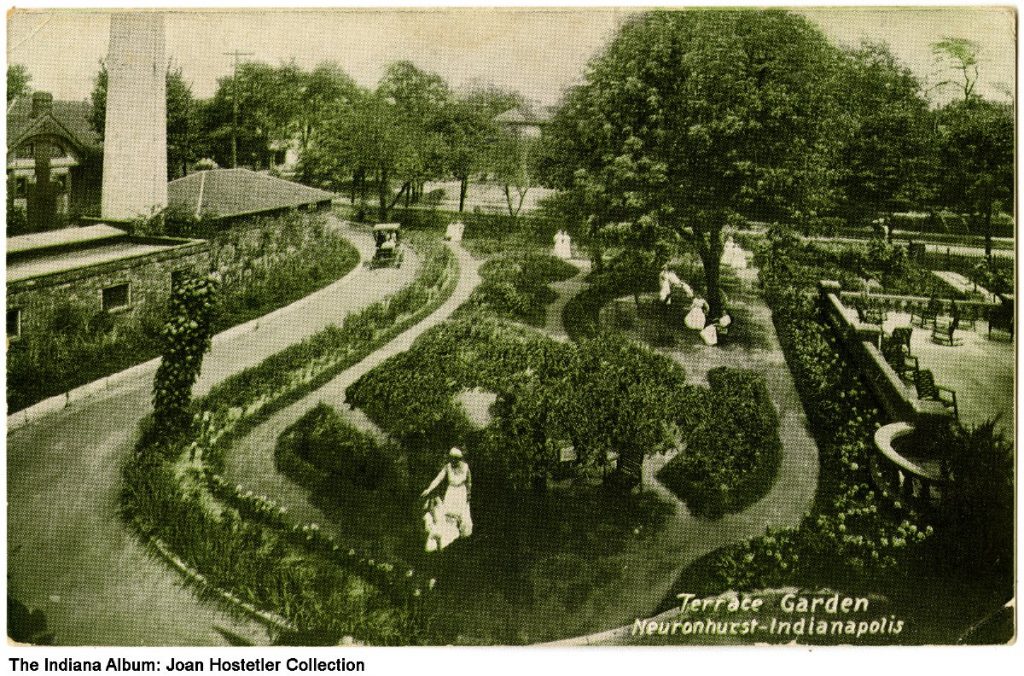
[544,9,845,317]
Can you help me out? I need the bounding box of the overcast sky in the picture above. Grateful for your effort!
[6,6,1016,108]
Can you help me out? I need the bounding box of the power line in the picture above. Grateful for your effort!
[223,50,254,169]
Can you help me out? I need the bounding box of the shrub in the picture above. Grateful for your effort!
[657,368,782,518]
[152,274,218,437]
[282,403,392,490]
[467,251,577,326]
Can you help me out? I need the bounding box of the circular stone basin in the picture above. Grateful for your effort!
[874,422,944,482]
[455,387,498,428]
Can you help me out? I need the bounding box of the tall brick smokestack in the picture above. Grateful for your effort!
[101,12,167,221]
[27,92,56,231]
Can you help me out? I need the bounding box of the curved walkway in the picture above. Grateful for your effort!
[543,258,591,340]
[5,221,423,646]
[221,243,482,576]
[540,263,820,646]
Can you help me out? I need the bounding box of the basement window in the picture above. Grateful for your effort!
[7,309,22,339]
[102,283,131,311]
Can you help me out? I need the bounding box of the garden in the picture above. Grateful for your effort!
[120,205,795,645]
[123,233,458,645]
[7,209,359,413]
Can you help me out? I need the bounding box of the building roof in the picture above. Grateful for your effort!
[6,224,127,257]
[6,224,202,284]
[167,168,336,221]
[6,96,101,153]
[494,106,551,126]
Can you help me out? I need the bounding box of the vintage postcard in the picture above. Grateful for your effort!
[4,5,1016,650]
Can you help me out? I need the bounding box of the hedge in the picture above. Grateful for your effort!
[656,367,782,518]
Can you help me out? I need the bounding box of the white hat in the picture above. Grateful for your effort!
[449,447,463,458]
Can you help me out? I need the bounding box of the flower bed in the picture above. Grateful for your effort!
[656,367,782,518]
[122,234,457,644]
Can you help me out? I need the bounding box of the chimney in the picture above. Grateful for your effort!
[30,92,53,118]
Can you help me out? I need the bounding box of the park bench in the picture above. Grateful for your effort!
[914,369,959,419]
[882,333,918,381]
[891,326,913,356]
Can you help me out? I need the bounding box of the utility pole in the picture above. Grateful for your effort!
[224,50,254,169]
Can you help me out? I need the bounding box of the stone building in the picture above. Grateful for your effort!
[6,224,208,343]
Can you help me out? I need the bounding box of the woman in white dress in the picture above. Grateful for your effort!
[554,230,572,259]
[421,448,473,551]
[684,297,710,330]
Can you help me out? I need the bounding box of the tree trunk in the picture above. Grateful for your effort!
[697,228,725,319]
[984,203,993,259]
[459,176,468,212]
[350,172,357,204]
[377,169,389,222]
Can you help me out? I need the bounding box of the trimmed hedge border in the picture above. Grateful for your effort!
[123,234,457,643]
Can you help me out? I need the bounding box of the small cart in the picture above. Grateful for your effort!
[370,223,403,268]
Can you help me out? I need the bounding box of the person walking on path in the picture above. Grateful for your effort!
[421,447,473,551]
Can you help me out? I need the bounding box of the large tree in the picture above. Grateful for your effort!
[935,97,1014,257]
[544,9,843,318]
[301,61,458,220]
[446,87,522,212]
[835,42,933,227]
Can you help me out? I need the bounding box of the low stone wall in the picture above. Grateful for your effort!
[818,281,951,432]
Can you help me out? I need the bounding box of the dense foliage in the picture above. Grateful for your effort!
[466,251,577,326]
[542,9,844,319]
[657,367,782,518]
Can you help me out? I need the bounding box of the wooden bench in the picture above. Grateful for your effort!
[915,369,959,419]
[882,333,918,381]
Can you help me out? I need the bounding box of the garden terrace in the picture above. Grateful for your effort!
[825,282,1013,434]
[819,281,956,433]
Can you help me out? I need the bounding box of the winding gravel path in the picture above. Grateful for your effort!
[220,243,482,566]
